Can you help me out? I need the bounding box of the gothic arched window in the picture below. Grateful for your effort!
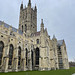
[18,46,21,69]
[22,25,23,32]
[35,47,39,65]
[0,41,4,65]
[8,44,14,66]
[31,50,33,66]
[25,24,27,32]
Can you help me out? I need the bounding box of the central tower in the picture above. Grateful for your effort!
[19,0,37,35]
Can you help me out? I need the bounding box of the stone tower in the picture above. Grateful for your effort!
[19,0,37,35]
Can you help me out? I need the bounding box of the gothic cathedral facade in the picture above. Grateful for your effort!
[0,0,69,72]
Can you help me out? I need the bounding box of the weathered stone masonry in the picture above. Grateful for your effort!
[0,0,69,72]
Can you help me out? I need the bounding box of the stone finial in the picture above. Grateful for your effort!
[41,19,44,24]
[28,0,31,6]
[41,19,44,28]
[29,0,31,4]
[41,19,44,32]
[35,4,37,10]
[20,1,23,9]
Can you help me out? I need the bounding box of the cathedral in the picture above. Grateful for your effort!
[0,0,69,72]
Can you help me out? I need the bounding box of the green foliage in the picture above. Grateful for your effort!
[0,67,75,75]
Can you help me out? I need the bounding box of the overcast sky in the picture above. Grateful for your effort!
[0,0,75,61]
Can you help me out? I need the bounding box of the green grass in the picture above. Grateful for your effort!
[0,67,75,75]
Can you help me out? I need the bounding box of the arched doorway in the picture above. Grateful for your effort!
[8,44,14,69]
[0,41,4,65]
[18,46,21,69]
[35,47,40,66]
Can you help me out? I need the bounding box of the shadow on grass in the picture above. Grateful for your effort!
[0,67,75,75]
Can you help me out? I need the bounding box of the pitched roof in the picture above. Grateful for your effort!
[57,40,64,46]
[0,21,23,35]
[34,31,40,36]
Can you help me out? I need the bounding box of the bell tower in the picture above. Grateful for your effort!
[19,0,37,35]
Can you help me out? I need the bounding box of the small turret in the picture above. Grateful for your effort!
[28,0,31,6]
[45,28,48,36]
[52,35,57,41]
[34,4,37,11]
[41,19,44,33]
[20,1,23,9]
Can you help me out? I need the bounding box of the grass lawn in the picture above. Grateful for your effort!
[0,67,75,75]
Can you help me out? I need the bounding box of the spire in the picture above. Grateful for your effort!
[45,28,48,35]
[20,1,23,9]
[34,4,37,12]
[41,19,44,32]
[28,0,31,6]
[29,0,31,4]
[35,4,37,10]
[41,19,44,25]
